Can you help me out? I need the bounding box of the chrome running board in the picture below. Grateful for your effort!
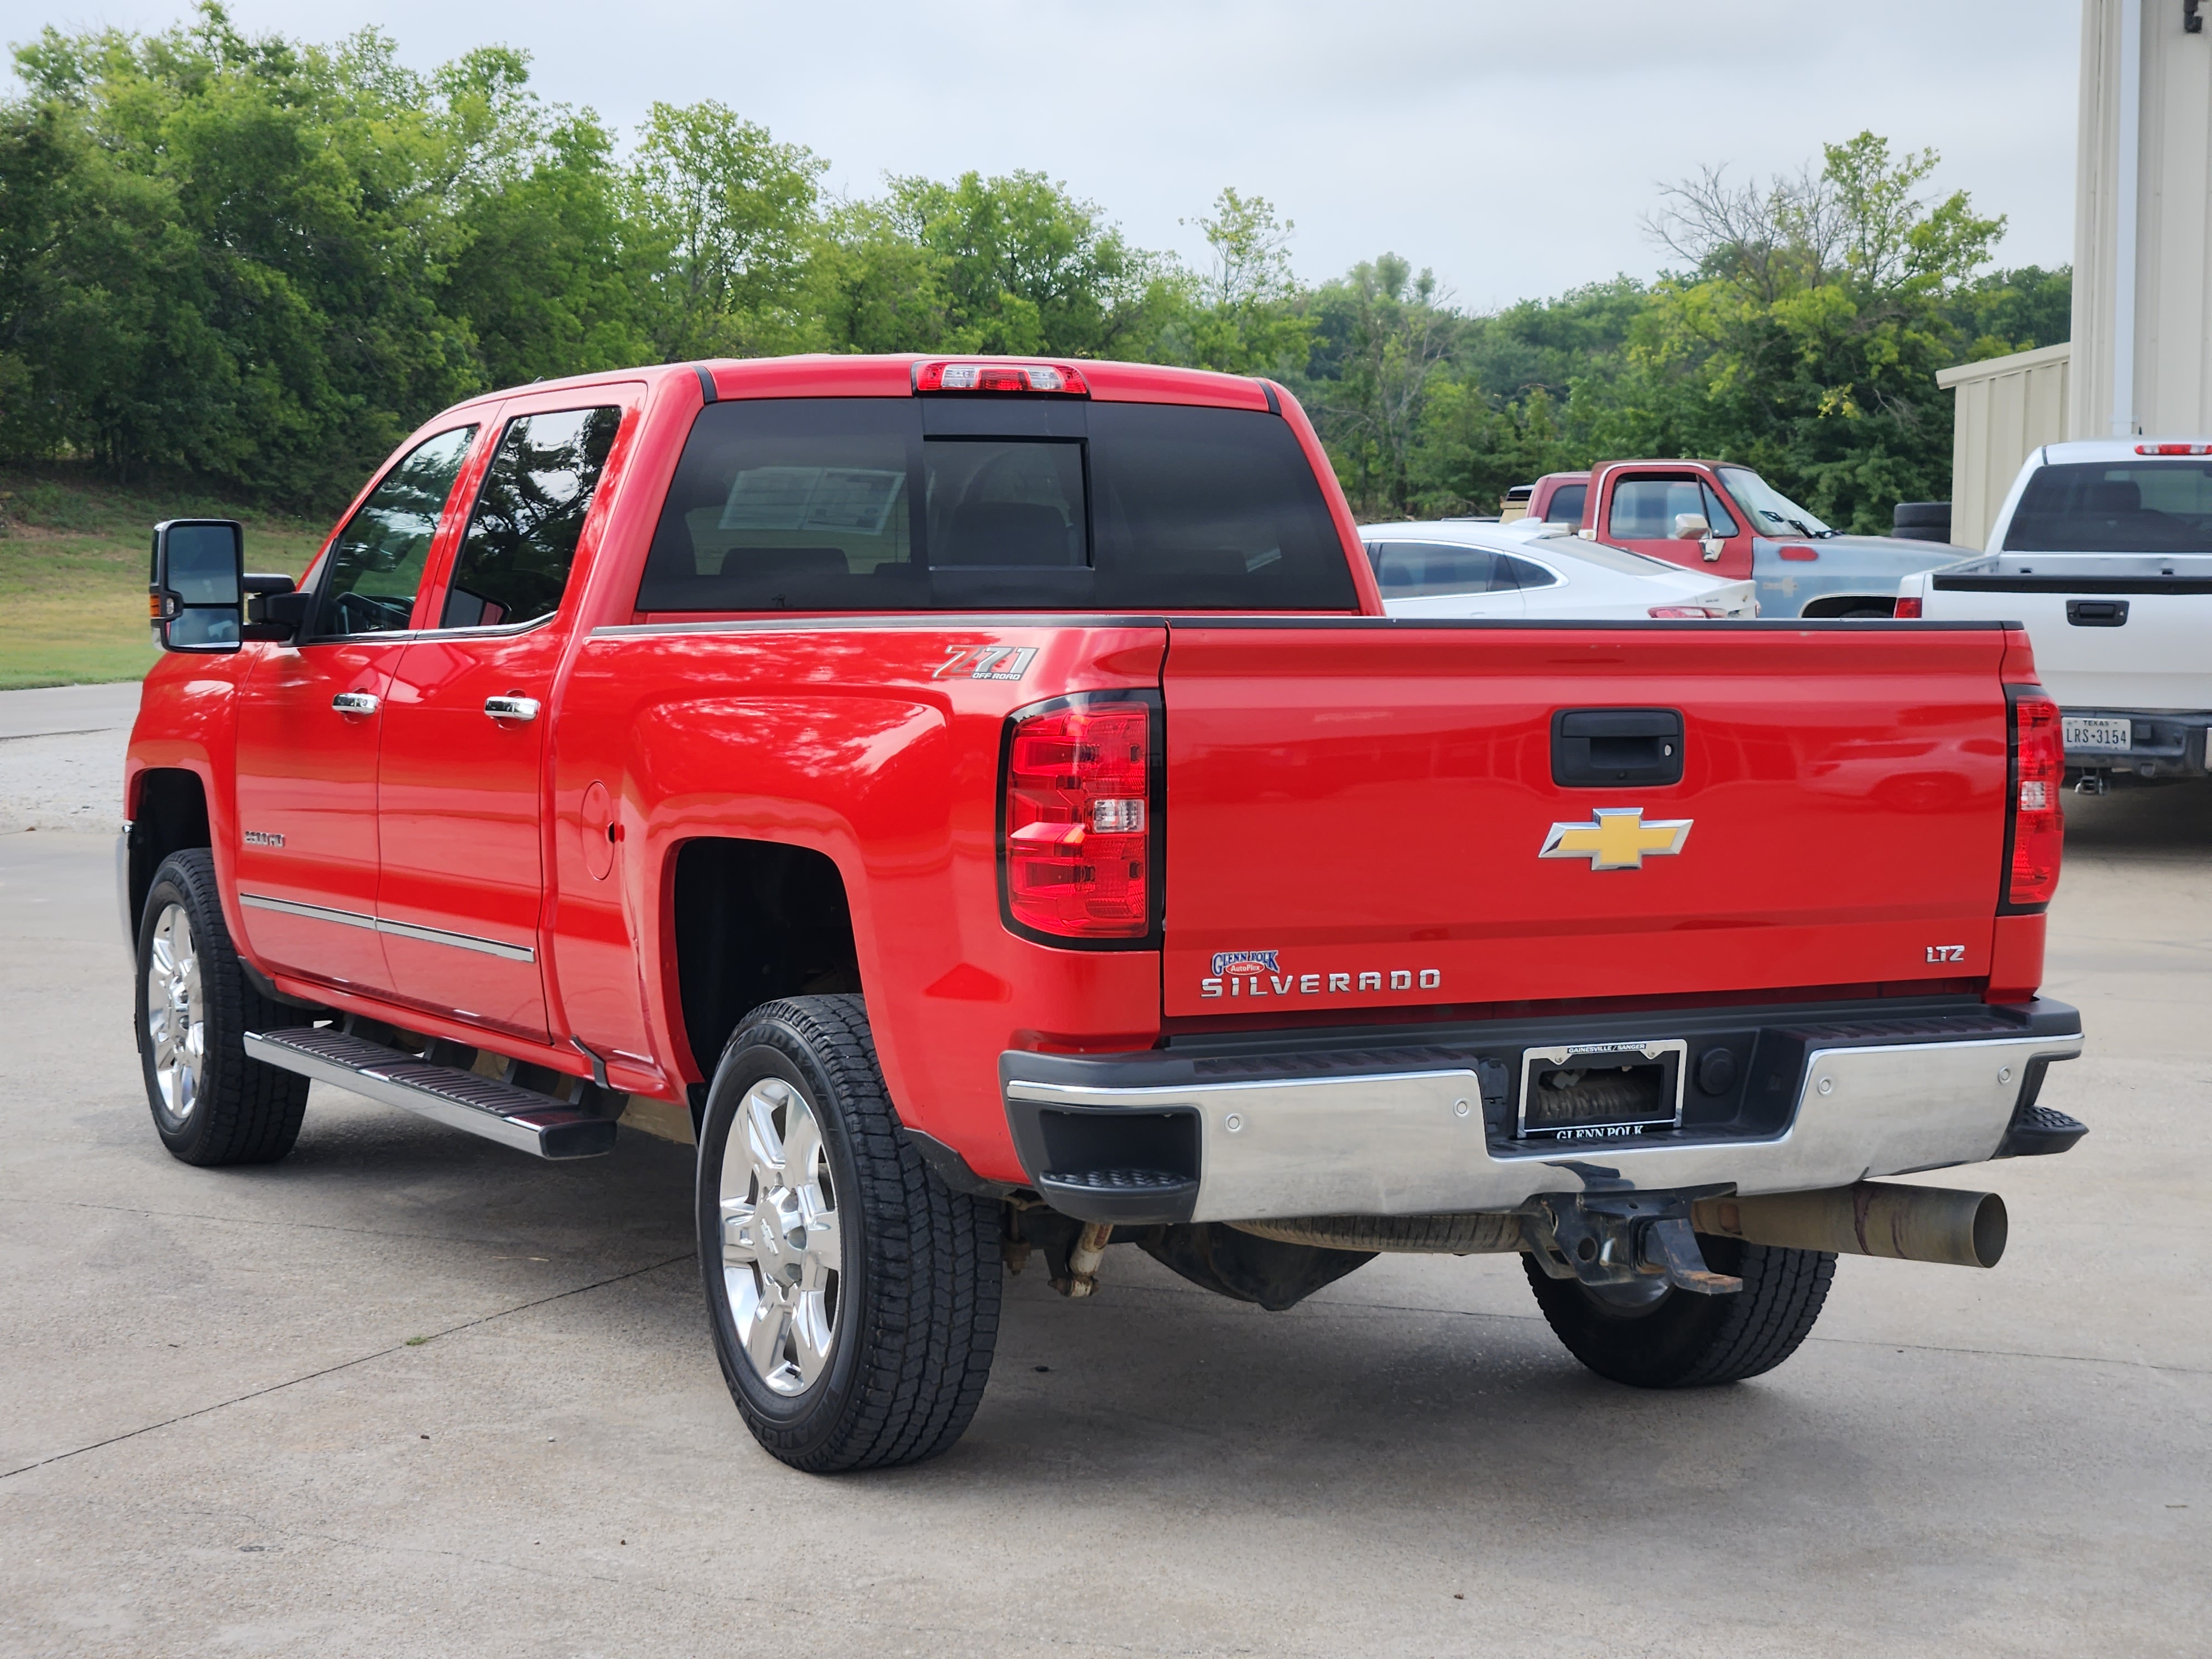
[245,1026,618,1160]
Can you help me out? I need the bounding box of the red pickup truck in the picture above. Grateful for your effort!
[125,355,2086,1472]
[1524,462,1971,619]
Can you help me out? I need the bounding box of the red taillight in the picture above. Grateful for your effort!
[1894,596,1923,618]
[915,359,1090,396]
[1003,699,1154,940]
[2007,689,2064,906]
[1647,604,1727,618]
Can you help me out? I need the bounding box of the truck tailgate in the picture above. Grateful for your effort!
[1926,555,2212,708]
[1160,623,2012,1019]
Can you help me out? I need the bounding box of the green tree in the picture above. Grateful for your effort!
[1180,187,1313,377]
[432,49,651,388]
[802,198,958,355]
[623,99,825,359]
[1634,131,2006,530]
[880,170,1177,358]
[1948,263,2073,360]
[2,6,481,502]
[1296,254,1460,518]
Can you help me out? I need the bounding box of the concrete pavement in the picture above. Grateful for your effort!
[0,689,2204,1656]
[0,680,140,833]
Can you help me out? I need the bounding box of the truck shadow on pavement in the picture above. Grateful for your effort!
[2062,776,2212,857]
[257,1091,1852,1504]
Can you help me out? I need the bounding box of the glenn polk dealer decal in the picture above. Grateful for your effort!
[1201,949,1441,1000]
[934,645,1037,681]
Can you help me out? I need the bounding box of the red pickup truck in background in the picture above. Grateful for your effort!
[1524,462,1973,618]
[126,354,2084,1472]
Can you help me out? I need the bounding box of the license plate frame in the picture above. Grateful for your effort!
[1516,1039,1687,1144]
[2062,715,2133,752]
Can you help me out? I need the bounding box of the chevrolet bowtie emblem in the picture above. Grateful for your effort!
[1539,808,1693,870]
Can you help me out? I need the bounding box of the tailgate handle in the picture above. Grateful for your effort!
[2066,599,2129,627]
[1552,708,1684,787]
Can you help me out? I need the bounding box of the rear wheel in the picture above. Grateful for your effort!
[134,849,309,1166]
[1524,1234,1835,1387]
[696,995,1000,1471]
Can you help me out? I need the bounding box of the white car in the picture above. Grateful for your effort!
[1897,437,2212,781]
[1358,520,1758,619]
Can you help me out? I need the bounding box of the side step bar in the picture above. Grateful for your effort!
[245,1027,618,1160]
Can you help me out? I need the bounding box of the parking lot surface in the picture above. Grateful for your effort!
[1,687,2205,1657]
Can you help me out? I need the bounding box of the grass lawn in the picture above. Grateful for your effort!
[0,469,333,691]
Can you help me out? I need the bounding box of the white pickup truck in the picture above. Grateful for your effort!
[1899,439,2212,782]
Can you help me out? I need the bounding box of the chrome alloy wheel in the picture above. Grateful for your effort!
[718,1078,843,1396]
[145,902,206,1124]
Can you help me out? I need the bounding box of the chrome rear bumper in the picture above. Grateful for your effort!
[1001,1003,2084,1225]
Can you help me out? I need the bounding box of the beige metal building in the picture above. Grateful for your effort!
[1942,0,2212,548]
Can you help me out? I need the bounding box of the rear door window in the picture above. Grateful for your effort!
[635,398,1357,612]
[439,406,623,628]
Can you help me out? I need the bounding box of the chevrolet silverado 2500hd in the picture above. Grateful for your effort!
[124,354,2085,1472]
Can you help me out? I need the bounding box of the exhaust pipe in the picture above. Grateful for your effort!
[1691,1182,2006,1269]
[1227,1181,2006,1269]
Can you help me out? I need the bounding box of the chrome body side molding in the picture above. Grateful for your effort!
[239,893,535,962]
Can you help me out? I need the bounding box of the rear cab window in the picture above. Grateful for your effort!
[635,398,1358,612]
[2002,461,2212,553]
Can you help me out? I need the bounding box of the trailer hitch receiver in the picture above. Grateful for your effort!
[1521,1191,1743,1296]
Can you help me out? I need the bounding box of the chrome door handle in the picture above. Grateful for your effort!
[332,691,380,715]
[484,695,540,722]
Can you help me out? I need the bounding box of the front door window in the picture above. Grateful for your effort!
[316,426,480,635]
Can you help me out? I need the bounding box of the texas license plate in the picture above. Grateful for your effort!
[1516,1040,1687,1142]
[2062,716,2132,752]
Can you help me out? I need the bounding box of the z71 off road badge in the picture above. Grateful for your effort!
[1538,808,1691,871]
[934,645,1036,681]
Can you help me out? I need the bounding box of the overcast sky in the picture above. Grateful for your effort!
[13,0,2084,308]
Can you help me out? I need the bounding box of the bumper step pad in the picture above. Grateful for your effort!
[244,1026,617,1160]
[1996,1103,2089,1159]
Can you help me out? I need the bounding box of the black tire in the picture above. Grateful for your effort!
[133,849,309,1166]
[696,995,1000,1472]
[1524,1234,1835,1388]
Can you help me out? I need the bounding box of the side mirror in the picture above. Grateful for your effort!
[243,574,310,643]
[1671,513,1712,541]
[149,519,244,651]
